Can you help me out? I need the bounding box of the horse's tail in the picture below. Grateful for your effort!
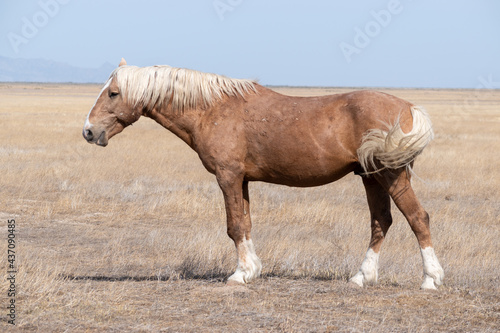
[357,106,434,175]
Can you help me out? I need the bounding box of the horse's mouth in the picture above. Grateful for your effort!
[95,131,108,147]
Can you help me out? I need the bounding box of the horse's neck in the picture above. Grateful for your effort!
[145,107,199,149]
[144,89,252,149]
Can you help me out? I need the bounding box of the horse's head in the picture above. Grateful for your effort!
[82,58,141,146]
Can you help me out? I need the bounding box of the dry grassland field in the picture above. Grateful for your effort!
[0,82,499,332]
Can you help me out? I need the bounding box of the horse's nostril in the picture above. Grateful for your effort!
[85,129,93,140]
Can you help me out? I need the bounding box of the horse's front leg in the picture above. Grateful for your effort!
[217,172,262,284]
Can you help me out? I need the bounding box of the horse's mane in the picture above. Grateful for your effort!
[108,65,257,112]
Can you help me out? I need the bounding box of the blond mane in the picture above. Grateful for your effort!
[108,65,257,112]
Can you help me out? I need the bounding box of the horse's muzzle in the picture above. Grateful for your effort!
[83,128,108,147]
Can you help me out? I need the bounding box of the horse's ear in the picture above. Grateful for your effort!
[119,58,127,67]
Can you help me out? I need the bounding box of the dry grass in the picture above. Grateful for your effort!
[0,83,498,332]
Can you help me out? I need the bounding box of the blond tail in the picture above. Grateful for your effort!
[357,106,434,174]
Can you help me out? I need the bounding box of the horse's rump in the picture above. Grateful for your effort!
[357,105,434,174]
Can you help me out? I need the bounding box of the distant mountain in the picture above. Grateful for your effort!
[0,56,115,83]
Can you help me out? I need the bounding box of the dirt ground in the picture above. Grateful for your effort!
[0,83,498,332]
[11,277,500,332]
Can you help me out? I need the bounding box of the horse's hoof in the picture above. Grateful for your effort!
[348,272,364,288]
[226,279,245,286]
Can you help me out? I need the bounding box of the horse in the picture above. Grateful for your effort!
[82,58,444,289]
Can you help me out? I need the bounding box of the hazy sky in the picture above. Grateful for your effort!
[1,0,499,88]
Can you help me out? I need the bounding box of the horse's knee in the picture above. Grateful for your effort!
[227,223,249,243]
[227,225,241,241]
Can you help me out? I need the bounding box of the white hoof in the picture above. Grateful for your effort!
[228,238,262,284]
[350,248,379,287]
[227,269,247,285]
[349,272,365,287]
[420,247,444,290]
[421,275,438,290]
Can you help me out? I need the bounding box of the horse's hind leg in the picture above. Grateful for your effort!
[350,176,393,287]
[383,169,444,289]
[217,173,262,285]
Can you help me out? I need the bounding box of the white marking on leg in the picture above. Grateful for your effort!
[420,246,444,290]
[227,238,262,284]
[350,248,379,287]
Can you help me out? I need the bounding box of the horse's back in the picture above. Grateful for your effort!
[237,88,413,186]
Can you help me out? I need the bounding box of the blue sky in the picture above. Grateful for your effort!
[1,0,499,88]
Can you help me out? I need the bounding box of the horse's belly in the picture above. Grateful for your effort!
[244,148,356,187]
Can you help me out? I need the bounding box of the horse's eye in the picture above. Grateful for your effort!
[109,91,119,98]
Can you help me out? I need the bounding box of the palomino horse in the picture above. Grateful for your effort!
[83,59,444,289]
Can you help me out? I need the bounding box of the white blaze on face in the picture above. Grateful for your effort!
[84,79,111,131]
[350,248,380,287]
